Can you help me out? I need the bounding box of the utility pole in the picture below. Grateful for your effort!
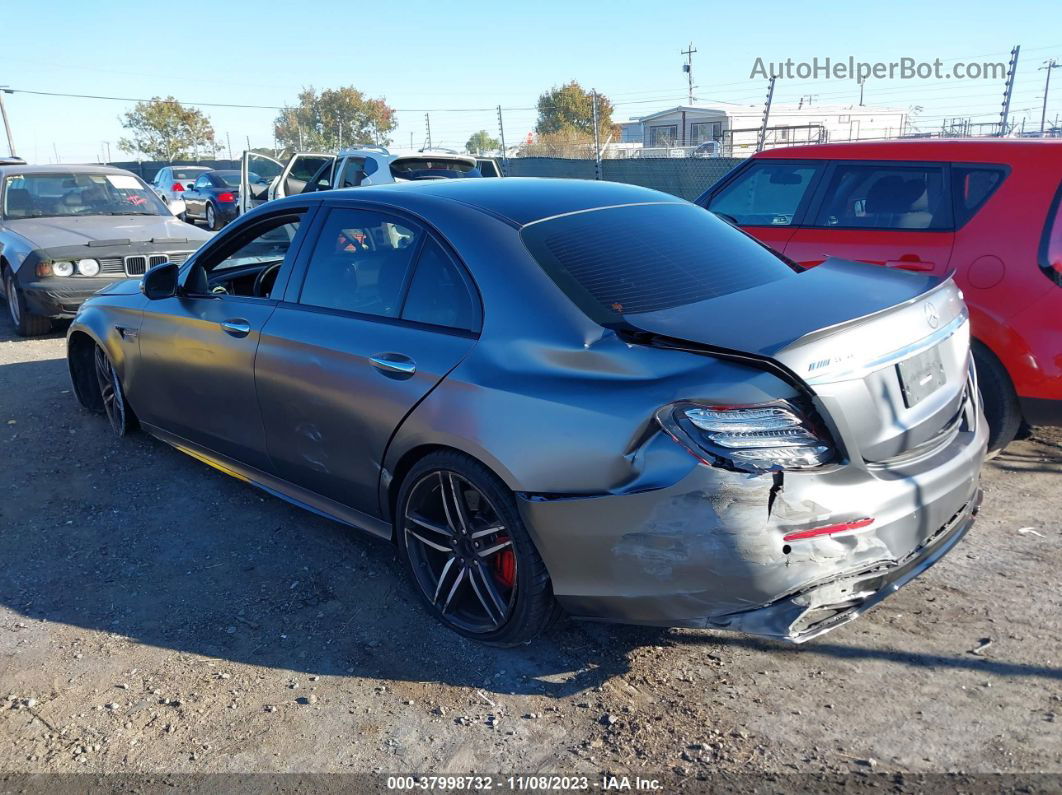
[0,88,16,157]
[756,76,776,153]
[1040,58,1060,136]
[681,42,697,105]
[496,105,507,165]
[998,45,1020,136]
[424,113,432,150]
[338,122,343,150]
[104,141,111,163]
[591,89,601,179]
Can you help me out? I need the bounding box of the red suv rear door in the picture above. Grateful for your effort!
[703,159,824,254]
[783,160,955,277]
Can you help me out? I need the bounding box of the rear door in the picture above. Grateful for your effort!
[784,160,956,274]
[254,203,480,515]
[701,159,823,254]
[272,153,335,200]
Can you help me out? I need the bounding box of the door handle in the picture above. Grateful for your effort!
[369,353,416,376]
[220,319,251,337]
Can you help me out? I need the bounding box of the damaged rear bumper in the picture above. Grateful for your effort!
[516,391,986,641]
[710,489,980,642]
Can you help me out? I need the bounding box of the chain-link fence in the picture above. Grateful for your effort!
[503,156,741,201]
[107,156,742,203]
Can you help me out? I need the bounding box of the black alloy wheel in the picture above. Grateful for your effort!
[397,452,560,645]
[93,345,134,436]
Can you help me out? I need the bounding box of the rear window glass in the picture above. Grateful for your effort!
[952,165,1006,226]
[390,158,479,180]
[172,168,208,180]
[520,202,796,321]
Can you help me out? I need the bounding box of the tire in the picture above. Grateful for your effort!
[973,341,1021,457]
[396,450,561,646]
[93,344,136,437]
[206,203,220,231]
[3,266,51,337]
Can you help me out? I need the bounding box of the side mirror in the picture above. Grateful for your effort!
[140,261,179,300]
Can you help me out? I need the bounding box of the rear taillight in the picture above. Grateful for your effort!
[171,182,184,192]
[216,192,235,203]
[656,400,834,472]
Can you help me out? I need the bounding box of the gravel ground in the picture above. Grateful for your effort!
[0,316,1059,789]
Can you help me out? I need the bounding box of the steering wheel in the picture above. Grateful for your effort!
[253,262,282,297]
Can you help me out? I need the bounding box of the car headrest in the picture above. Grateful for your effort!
[4,188,33,216]
[864,176,914,215]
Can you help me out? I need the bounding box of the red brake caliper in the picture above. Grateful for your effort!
[493,535,516,588]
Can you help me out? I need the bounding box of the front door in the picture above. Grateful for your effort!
[784,161,955,274]
[703,159,824,256]
[134,207,313,470]
[254,204,480,516]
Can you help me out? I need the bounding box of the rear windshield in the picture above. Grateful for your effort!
[172,168,208,180]
[520,202,796,321]
[390,158,479,180]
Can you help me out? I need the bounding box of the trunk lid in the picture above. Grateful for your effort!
[627,259,971,463]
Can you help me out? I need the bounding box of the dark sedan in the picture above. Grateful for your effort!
[66,179,985,645]
[182,169,244,230]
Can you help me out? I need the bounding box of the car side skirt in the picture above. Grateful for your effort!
[1019,396,1062,427]
[141,422,393,540]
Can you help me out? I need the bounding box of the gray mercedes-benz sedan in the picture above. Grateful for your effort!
[66,178,986,645]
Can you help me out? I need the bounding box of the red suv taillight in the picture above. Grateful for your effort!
[171,182,184,192]
[656,400,835,472]
[216,192,235,203]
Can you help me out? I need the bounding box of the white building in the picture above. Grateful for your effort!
[622,103,909,157]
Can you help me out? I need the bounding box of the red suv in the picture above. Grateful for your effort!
[697,139,1062,453]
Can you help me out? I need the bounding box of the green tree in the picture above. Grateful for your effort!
[274,87,396,151]
[535,81,618,141]
[465,130,500,155]
[118,97,218,161]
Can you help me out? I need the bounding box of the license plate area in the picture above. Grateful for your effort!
[896,345,946,408]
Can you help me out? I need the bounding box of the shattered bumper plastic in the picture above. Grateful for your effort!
[709,489,980,642]
[516,391,986,642]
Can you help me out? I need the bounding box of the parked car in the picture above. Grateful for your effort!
[696,139,1062,453]
[67,179,985,645]
[1,164,211,335]
[237,147,488,214]
[150,165,211,218]
[182,169,243,230]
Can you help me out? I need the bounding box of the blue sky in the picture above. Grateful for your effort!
[3,0,1060,162]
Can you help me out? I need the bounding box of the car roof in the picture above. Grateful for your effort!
[299,177,686,227]
[756,138,1062,163]
[0,163,142,178]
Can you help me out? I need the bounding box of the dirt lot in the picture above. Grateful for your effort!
[0,316,1059,789]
